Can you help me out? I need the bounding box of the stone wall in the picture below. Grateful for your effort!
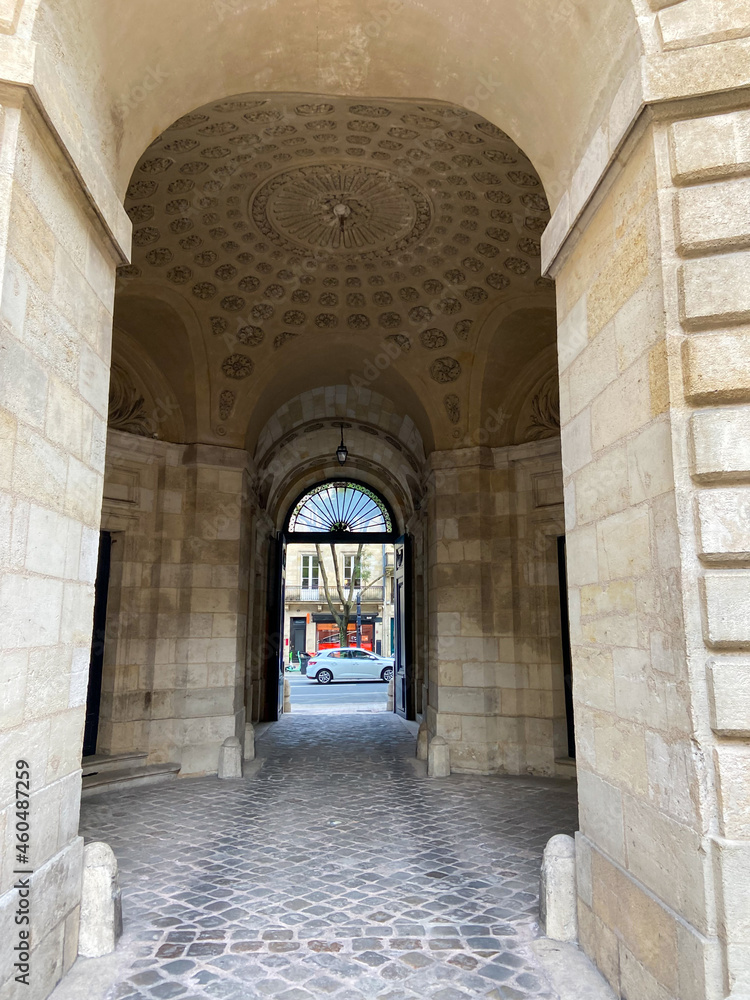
[426,439,567,775]
[0,95,120,998]
[550,101,750,999]
[100,432,251,775]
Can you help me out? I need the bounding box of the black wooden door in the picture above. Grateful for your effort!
[82,531,112,758]
[393,535,412,719]
[290,617,307,662]
[264,534,286,721]
[557,536,576,759]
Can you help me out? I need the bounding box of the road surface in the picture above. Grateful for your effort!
[286,672,388,713]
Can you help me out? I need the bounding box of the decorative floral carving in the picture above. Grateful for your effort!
[444,268,465,285]
[420,328,447,349]
[133,227,160,246]
[219,389,235,421]
[222,353,254,379]
[127,204,155,223]
[295,103,335,115]
[437,297,462,315]
[486,272,511,290]
[167,265,192,284]
[192,282,217,299]
[211,316,229,336]
[518,238,541,257]
[116,265,141,281]
[180,161,209,174]
[274,331,299,349]
[145,247,173,266]
[504,257,530,275]
[127,180,158,200]
[521,193,549,212]
[347,313,370,329]
[221,295,245,312]
[215,264,237,281]
[283,310,306,325]
[315,313,337,328]
[385,334,411,351]
[349,105,390,117]
[166,198,190,215]
[430,357,462,383]
[167,179,194,194]
[462,256,484,272]
[199,121,237,136]
[454,319,473,340]
[251,163,431,257]
[409,305,432,323]
[140,157,173,173]
[170,113,209,129]
[444,394,460,424]
[525,216,547,235]
[108,365,154,437]
[447,129,483,145]
[464,286,488,304]
[486,189,512,205]
[507,171,539,188]
[237,325,264,346]
[526,375,560,441]
[251,303,274,321]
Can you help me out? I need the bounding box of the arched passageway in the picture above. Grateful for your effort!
[4,5,750,1000]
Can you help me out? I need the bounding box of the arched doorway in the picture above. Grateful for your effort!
[266,479,414,720]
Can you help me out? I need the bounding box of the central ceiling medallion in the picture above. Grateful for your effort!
[250,163,432,258]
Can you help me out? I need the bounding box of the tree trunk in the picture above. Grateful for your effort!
[315,541,365,647]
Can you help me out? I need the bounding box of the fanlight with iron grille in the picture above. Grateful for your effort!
[288,482,392,534]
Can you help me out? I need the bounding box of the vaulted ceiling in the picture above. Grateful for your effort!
[113,92,556,452]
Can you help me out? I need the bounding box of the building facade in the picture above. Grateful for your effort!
[282,542,394,662]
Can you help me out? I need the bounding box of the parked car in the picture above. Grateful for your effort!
[306,647,394,684]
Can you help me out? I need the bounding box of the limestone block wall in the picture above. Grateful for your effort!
[506,441,567,773]
[0,98,120,998]
[426,440,566,775]
[100,432,252,775]
[551,101,750,999]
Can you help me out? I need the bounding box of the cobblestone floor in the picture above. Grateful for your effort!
[79,714,578,1000]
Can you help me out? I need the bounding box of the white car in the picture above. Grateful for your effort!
[306,647,394,684]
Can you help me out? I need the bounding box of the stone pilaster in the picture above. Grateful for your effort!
[100,435,253,775]
[426,441,566,775]
[549,102,750,999]
[0,93,123,995]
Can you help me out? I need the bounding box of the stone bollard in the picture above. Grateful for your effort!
[539,834,578,942]
[79,842,122,957]
[283,676,291,714]
[427,735,451,777]
[243,721,256,761]
[387,678,394,712]
[218,736,242,779]
[416,720,429,760]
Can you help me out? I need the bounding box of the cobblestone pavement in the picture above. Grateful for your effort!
[79,715,578,1000]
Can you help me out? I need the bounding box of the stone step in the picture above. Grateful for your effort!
[81,761,181,798]
[82,751,148,774]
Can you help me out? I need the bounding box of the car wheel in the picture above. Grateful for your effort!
[316,668,333,685]
[381,666,394,682]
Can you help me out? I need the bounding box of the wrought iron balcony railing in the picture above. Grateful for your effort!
[285,585,386,603]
